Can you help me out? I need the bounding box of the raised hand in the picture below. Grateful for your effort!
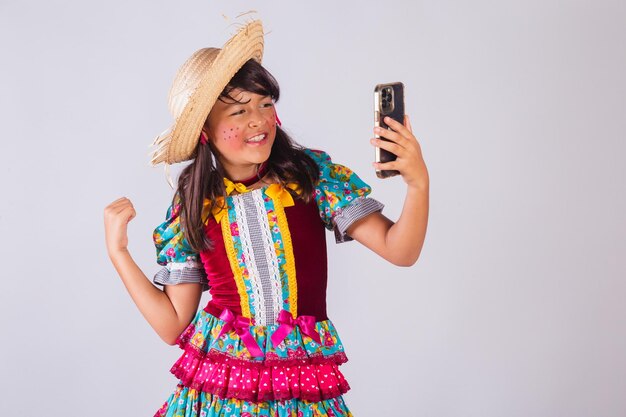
[371,115,429,190]
[104,197,137,257]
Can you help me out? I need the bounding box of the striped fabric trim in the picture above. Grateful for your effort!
[332,197,385,243]
[153,264,209,291]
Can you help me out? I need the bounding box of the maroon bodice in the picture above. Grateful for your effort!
[199,196,329,321]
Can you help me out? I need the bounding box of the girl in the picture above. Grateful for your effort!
[104,20,428,417]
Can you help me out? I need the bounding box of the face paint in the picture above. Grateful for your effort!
[204,89,277,180]
[221,128,240,141]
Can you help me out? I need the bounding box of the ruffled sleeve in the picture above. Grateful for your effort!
[152,200,209,291]
[305,149,385,243]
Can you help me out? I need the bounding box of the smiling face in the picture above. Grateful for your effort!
[204,88,278,181]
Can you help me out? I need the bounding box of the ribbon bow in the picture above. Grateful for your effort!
[271,309,322,347]
[217,309,264,358]
[208,182,303,224]
[200,197,227,224]
[206,178,249,224]
[223,178,250,196]
[265,183,302,208]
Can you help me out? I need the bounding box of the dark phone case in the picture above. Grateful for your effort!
[374,82,404,178]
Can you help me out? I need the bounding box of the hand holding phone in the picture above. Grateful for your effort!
[374,82,405,178]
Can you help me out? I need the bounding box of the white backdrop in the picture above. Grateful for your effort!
[1,1,625,416]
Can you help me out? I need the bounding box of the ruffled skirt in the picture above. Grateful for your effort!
[155,309,352,417]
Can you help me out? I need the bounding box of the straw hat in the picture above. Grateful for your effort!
[150,20,265,165]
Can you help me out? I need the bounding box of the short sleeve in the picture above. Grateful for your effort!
[152,201,209,291]
[305,149,385,243]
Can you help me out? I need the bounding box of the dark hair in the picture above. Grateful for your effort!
[175,59,319,253]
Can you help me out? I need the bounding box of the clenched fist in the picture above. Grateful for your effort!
[104,197,137,257]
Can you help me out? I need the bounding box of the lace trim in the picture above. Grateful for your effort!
[271,189,299,317]
[233,193,266,325]
[332,196,385,243]
[166,259,202,270]
[254,191,283,325]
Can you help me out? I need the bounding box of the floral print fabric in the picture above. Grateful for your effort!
[155,384,353,417]
[176,309,347,366]
[152,199,209,289]
[303,149,377,234]
[154,201,200,265]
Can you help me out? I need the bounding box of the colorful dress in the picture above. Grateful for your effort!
[152,149,384,417]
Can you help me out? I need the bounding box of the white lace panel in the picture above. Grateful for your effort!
[231,190,283,326]
[233,193,265,325]
[252,190,283,323]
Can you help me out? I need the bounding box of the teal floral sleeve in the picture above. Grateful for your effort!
[152,199,209,290]
[304,149,384,243]
[153,201,198,265]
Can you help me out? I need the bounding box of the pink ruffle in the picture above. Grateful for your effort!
[168,309,350,402]
[207,347,349,368]
[170,349,350,402]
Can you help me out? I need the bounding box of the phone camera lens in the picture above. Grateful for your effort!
[380,86,394,114]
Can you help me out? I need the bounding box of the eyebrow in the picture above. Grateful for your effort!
[218,96,251,105]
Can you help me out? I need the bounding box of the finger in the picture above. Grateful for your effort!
[374,126,407,146]
[112,206,136,224]
[404,115,413,133]
[106,202,135,221]
[120,201,135,213]
[106,197,131,211]
[109,197,130,206]
[370,137,403,156]
[111,201,135,216]
[373,160,400,172]
[383,116,412,137]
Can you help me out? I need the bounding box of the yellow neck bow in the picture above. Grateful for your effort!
[223,177,251,196]
[207,181,302,224]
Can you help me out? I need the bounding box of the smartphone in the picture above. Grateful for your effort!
[374,82,404,178]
